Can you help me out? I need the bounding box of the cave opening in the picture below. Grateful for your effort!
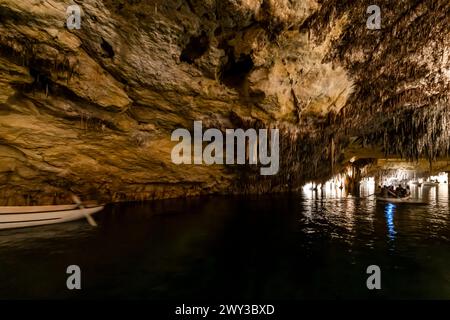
[28,67,52,94]
[180,31,210,63]
[219,52,254,91]
[100,38,115,59]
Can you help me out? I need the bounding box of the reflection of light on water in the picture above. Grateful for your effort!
[300,178,356,237]
[428,186,437,204]
[384,203,397,240]
[437,183,449,204]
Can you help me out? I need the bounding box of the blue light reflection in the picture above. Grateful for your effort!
[384,203,397,240]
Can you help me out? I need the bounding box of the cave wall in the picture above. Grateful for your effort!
[0,0,449,204]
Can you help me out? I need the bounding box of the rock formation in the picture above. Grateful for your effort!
[0,0,449,204]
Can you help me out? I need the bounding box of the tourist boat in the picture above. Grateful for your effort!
[0,204,104,230]
[376,196,427,204]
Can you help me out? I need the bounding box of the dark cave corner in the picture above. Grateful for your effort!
[180,31,210,63]
[101,38,115,59]
[219,48,254,96]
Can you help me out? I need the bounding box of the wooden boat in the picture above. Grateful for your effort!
[0,204,78,214]
[376,196,427,204]
[0,205,104,230]
[422,181,438,187]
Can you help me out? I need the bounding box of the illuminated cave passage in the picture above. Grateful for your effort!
[3,0,450,303]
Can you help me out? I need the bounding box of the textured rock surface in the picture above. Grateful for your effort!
[0,0,449,204]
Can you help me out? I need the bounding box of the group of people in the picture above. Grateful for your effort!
[378,185,411,198]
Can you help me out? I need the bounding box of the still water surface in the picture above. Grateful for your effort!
[1,184,450,299]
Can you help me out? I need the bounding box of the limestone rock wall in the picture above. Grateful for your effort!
[0,0,449,204]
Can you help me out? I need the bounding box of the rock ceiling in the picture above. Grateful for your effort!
[0,0,450,204]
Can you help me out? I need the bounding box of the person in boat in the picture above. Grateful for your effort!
[396,185,406,198]
[405,185,411,197]
[387,186,397,197]
[376,185,382,195]
[381,185,389,197]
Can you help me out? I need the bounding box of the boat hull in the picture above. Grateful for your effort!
[376,197,427,204]
[0,206,104,230]
[0,204,78,214]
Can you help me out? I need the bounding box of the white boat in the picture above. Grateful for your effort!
[0,205,104,230]
[376,196,427,204]
[0,204,78,214]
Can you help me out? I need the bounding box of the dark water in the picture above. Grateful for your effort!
[1,184,450,300]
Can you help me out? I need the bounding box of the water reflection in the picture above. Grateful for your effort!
[300,181,450,245]
[384,203,397,241]
[0,183,450,299]
[0,222,92,249]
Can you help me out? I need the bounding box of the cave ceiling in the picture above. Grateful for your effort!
[0,0,449,203]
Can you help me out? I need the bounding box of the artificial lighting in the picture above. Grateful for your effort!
[429,172,448,184]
